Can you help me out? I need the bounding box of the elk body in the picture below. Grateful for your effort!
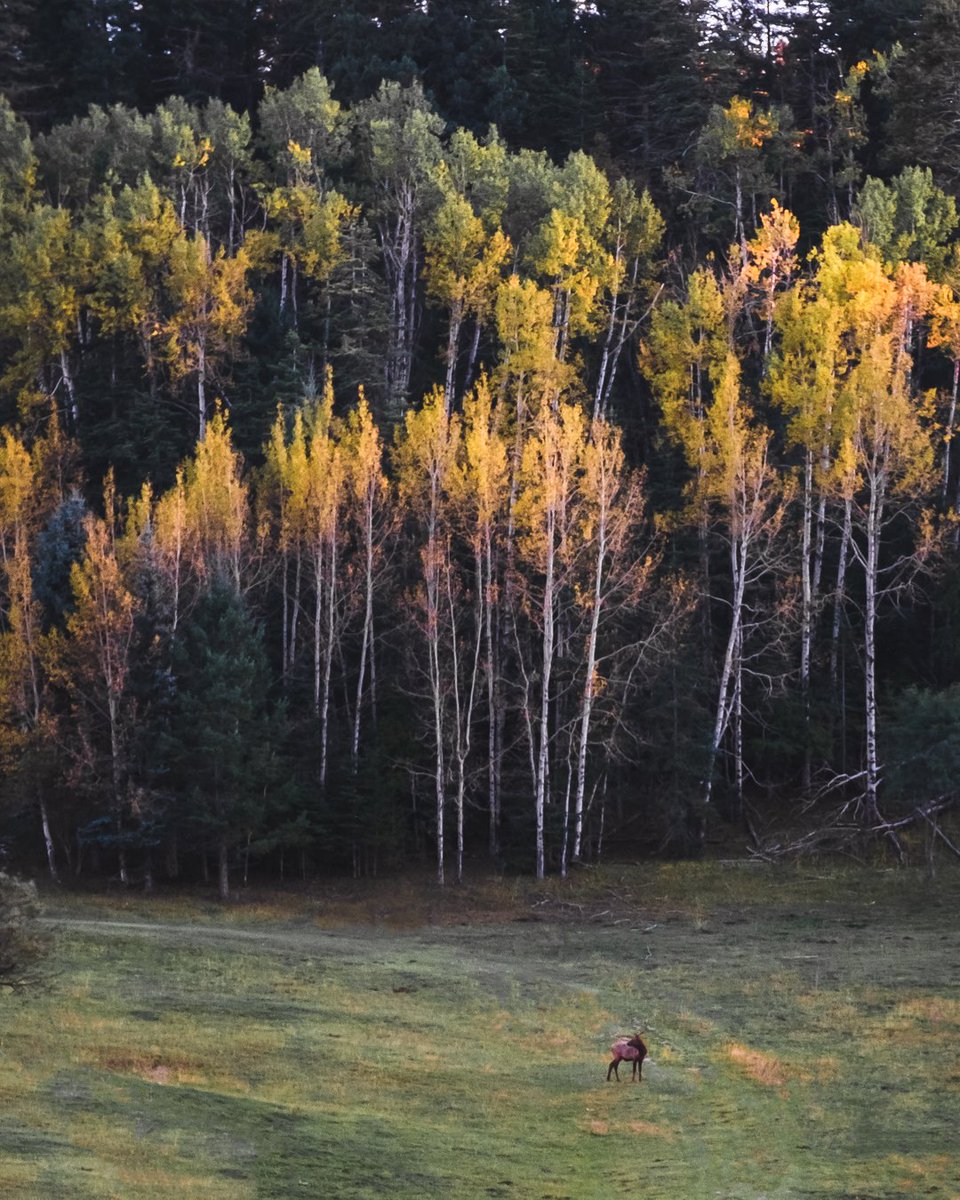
[607,1034,647,1081]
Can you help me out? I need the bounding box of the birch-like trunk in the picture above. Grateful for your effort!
[830,497,853,687]
[281,543,290,682]
[704,530,747,809]
[218,835,230,901]
[279,252,289,315]
[800,449,815,792]
[463,319,482,396]
[40,792,59,883]
[572,516,607,861]
[197,339,207,441]
[943,358,959,509]
[732,622,744,816]
[319,532,337,790]
[424,512,445,885]
[352,490,376,773]
[289,547,302,673]
[595,258,643,420]
[443,301,463,415]
[380,185,420,415]
[483,528,500,860]
[430,619,445,886]
[60,349,79,430]
[862,476,885,825]
[312,548,324,711]
[447,545,482,884]
[535,510,557,880]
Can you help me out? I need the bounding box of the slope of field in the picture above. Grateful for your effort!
[1,864,958,1199]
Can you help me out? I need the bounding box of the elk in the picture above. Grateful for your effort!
[607,1033,647,1081]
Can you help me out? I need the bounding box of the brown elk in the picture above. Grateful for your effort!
[607,1033,647,1081]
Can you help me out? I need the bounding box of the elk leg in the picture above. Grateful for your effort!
[607,1058,620,1081]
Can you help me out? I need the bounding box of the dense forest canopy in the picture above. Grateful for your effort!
[2,0,960,894]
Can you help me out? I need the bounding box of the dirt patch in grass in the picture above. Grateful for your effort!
[92,1049,209,1086]
[896,996,960,1025]
[723,1042,791,1087]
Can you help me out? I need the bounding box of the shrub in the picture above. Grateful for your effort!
[0,873,51,991]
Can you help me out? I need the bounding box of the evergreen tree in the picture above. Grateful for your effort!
[166,585,277,899]
[584,0,708,181]
[3,0,120,129]
[500,0,593,157]
[826,0,923,64]
[887,0,960,192]
[131,0,267,115]
[32,492,89,629]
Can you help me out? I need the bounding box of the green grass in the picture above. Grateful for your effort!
[2,863,959,1198]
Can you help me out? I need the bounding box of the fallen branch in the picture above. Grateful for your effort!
[754,794,960,861]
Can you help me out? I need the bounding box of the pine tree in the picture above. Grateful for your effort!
[166,584,276,899]
[887,0,960,191]
[584,0,709,179]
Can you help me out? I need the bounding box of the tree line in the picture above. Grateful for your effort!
[3,5,960,891]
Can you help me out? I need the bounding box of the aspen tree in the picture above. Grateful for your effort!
[424,184,510,413]
[180,408,250,592]
[695,96,781,255]
[1,538,55,871]
[263,403,309,681]
[0,431,58,877]
[151,98,214,234]
[494,273,568,631]
[394,387,459,882]
[342,392,388,775]
[259,71,344,170]
[854,166,957,278]
[513,400,584,878]
[808,224,877,693]
[823,59,869,222]
[494,274,565,415]
[455,376,509,859]
[261,140,355,324]
[269,370,348,789]
[305,389,346,791]
[744,200,799,365]
[928,275,960,509]
[201,99,253,255]
[769,267,847,789]
[0,204,90,429]
[842,257,936,826]
[89,179,183,397]
[699,355,787,818]
[438,128,510,395]
[0,95,36,226]
[593,180,663,419]
[529,152,617,365]
[61,480,140,881]
[163,234,252,440]
[494,275,574,870]
[258,70,348,327]
[355,81,444,416]
[642,266,727,662]
[568,416,650,867]
[153,467,189,637]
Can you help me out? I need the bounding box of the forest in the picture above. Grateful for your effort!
[2,0,960,896]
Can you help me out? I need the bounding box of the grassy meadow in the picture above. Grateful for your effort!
[1,863,959,1199]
